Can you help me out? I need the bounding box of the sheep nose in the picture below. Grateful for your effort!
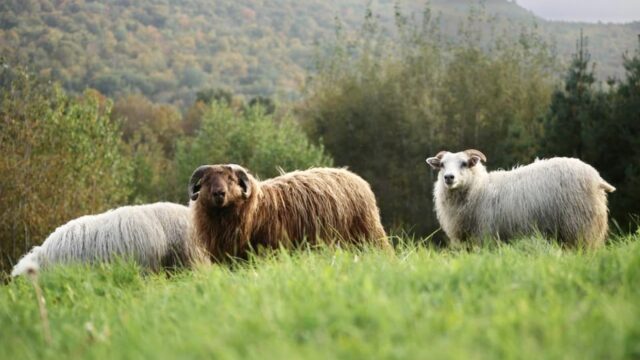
[213,190,225,199]
[444,174,455,184]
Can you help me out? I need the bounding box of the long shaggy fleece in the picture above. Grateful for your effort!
[189,165,390,262]
[427,150,615,247]
[11,202,208,276]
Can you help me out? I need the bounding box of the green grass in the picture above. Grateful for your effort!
[2,233,640,360]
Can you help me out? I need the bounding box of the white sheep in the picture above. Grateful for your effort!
[426,149,616,247]
[11,202,209,276]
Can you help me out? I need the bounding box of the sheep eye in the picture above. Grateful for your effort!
[461,161,468,168]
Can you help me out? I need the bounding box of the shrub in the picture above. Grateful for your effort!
[0,64,132,271]
[172,101,332,202]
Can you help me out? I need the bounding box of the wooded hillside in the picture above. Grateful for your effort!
[2,0,637,105]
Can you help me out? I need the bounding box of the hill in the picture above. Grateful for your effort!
[1,0,637,105]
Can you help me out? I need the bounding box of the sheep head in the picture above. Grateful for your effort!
[426,149,487,190]
[188,164,253,208]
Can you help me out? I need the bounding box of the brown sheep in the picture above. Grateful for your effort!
[188,164,391,262]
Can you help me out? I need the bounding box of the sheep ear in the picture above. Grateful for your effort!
[188,165,209,201]
[426,151,447,170]
[426,157,441,170]
[228,164,252,199]
[464,149,487,167]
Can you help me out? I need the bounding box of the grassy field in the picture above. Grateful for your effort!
[2,234,640,360]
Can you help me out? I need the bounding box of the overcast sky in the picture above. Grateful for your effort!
[515,0,640,23]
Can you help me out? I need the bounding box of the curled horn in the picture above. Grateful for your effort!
[464,149,487,162]
[188,165,210,201]
[434,151,447,160]
[426,150,448,169]
[464,149,487,167]
[227,164,252,199]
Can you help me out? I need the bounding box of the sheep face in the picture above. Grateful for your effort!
[426,149,487,190]
[188,164,252,209]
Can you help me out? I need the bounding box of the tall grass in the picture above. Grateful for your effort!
[2,234,639,359]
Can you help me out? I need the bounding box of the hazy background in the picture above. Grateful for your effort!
[516,0,640,23]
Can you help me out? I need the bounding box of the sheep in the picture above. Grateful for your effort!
[11,202,209,276]
[425,149,616,247]
[188,164,391,262]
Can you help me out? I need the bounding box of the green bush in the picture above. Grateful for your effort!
[109,94,183,203]
[0,65,132,271]
[172,101,333,202]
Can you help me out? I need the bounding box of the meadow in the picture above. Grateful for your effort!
[2,234,639,360]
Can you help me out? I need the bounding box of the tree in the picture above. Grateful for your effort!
[301,7,555,237]
[0,62,132,271]
[173,101,333,202]
[196,88,234,105]
[608,39,640,224]
[111,94,182,156]
[541,33,640,226]
[542,32,597,159]
[110,94,183,203]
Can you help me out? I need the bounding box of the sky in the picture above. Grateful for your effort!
[515,0,640,23]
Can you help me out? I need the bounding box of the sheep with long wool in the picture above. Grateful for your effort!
[426,149,615,247]
[12,202,208,276]
[188,164,391,262]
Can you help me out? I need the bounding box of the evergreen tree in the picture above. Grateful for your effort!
[543,32,597,159]
[610,38,640,224]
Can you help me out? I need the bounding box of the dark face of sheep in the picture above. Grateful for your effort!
[188,164,252,209]
[426,149,487,190]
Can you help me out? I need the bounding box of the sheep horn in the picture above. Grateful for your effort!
[464,149,487,163]
[188,165,210,201]
[435,151,447,159]
[227,164,252,199]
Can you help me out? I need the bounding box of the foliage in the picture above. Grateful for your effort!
[0,0,636,104]
[541,36,640,225]
[611,44,640,224]
[0,63,132,271]
[172,101,333,201]
[110,94,183,203]
[1,235,640,358]
[301,9,556,236]
[543,33,599,159]
[111,94,183,156]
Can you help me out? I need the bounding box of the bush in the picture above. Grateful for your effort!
[0,64,132,271]
[110,94,183,203]
[172,101,332,202]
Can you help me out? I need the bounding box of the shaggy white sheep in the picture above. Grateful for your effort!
[11,202,208,276]
[426,149,615,247]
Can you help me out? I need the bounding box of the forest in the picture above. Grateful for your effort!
[1,1,639,271]
[1,0,638,106]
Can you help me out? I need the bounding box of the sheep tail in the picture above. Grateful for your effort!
[11,246,42,277]
[600,180,616,193]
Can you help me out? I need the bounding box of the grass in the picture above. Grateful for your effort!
[2,233,640,360]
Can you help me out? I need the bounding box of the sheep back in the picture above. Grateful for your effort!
[12,202,208,276]
[191,166,390,262]
[434,157,613,247]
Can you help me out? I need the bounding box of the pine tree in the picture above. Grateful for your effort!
[542,31,596,159]
[610,37,640,224]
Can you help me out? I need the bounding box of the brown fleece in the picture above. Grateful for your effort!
[190,165,390,262]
